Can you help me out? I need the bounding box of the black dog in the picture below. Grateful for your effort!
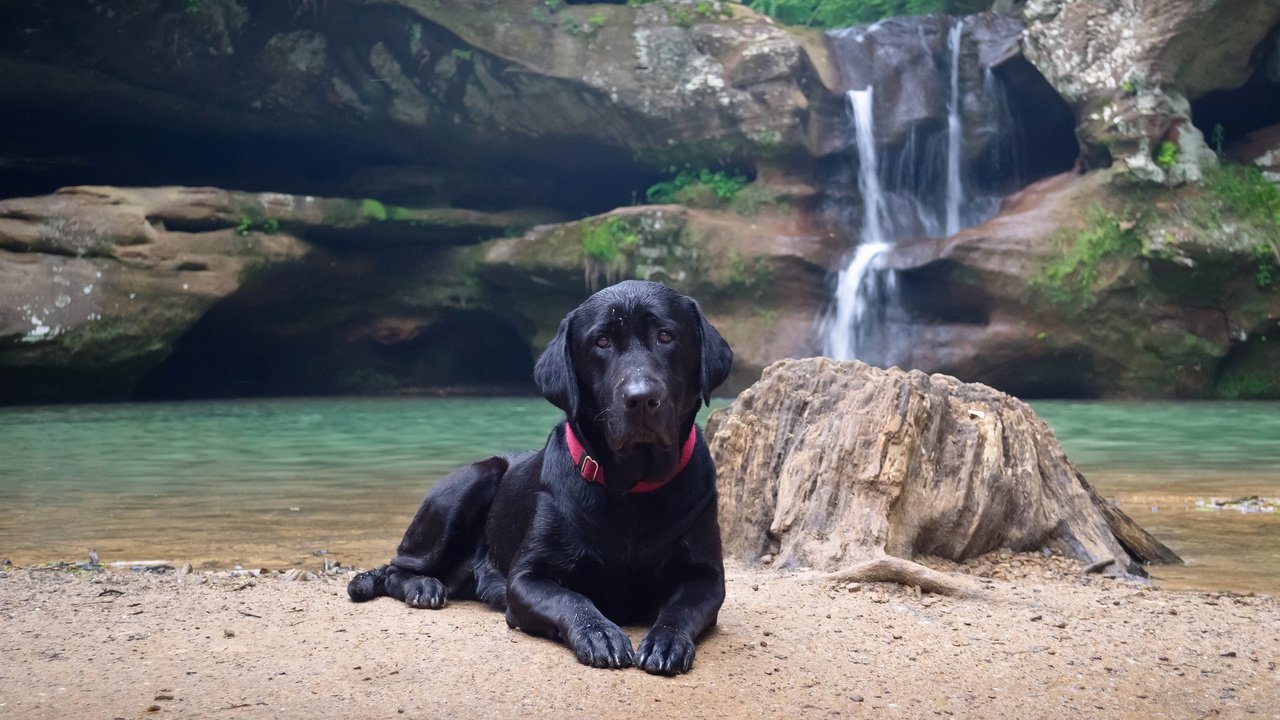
[348,280,733,675]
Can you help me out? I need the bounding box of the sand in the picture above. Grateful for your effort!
[1,553,1276,720]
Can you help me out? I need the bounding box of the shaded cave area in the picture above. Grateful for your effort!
[1191,30,1280,156]
[134,253,538,401]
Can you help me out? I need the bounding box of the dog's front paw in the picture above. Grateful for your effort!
[403,576,447,609]
[347,567,387,602]
[568,618,634,669]
[636,625,695,675]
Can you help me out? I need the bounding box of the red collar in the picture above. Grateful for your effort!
[563,422,698,493]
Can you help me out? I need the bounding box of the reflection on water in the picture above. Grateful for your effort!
[0,397,563,570]
[1,398,1277,594]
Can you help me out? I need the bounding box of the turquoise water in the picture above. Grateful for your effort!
[1,398,1277,593]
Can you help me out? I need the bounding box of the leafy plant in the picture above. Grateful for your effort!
[588,11,606,28]
[235,214,253,236]
[646,167,747,207]
[1154,140,1179,171]
[362,199,388,221]
[745,0,955,28]
[451,48,473,62]
[1211,124,1226,161]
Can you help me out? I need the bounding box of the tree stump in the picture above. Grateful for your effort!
[707,358,1179,589]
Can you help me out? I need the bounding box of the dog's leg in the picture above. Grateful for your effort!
[506,570,635,669]
[635,566,725,675]
[347,456,507,607]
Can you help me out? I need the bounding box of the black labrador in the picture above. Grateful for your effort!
[348,280,733,675]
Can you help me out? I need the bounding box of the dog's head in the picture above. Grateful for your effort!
[534,280,733,489]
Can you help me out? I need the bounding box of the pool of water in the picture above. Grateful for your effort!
[1,398,1276,594]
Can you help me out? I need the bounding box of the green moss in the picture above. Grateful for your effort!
[582,216,639,262]
[1028,206,1144,315]
[1216,373,1280,400]
[724,249,772,302]
[361,199,388,222]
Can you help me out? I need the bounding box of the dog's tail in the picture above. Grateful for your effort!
[347,565,390,602]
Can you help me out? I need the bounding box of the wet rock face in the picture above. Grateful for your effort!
[0,187,307,403]
[0,0,823,203]
[1022,0,1280,184]
[880,171,1280,399]
[823,13,1025,154]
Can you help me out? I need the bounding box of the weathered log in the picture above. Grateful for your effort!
[707,358,1180,582]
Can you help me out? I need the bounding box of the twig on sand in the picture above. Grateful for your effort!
[816,556,981,597]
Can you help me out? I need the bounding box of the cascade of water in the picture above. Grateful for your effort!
[821,17,1008,367]
[823,88,889,361]
[944,20,965,236]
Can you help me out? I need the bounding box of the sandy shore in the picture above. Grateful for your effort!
[1,553,1276,720]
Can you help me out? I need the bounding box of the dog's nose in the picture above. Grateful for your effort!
[622,379,662,414]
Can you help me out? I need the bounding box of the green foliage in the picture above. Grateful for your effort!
[1204,165,1280,227]
[1154,141,1179,171]
[1216,372,1280,400]
[235,213,278,236]
[1029,207,1143,313]
[451,48,473,62]
[646,167,747,207]
[544,0,561,9]
[582,217,639,262]
[1254,242,1276,288]
[1211,124,1226,161]
[588,11,606,28]
[1120,78,1137,95]
[183,0,200,14]
[1202,164,1280,287]
[745,0,958,28]
[362,199,388,221]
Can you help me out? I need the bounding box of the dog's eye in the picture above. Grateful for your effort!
[595,336,611,349]
[656,330,673,344]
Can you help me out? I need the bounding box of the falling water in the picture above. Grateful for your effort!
[822,18,1003,366]
[945,20,965,236]
[823,88,891,361]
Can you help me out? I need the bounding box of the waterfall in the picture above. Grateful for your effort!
[823,88,890,361]
[821,17,1005,367]
[944,20,965,237]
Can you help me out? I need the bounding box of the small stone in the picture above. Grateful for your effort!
[759,554,774,564]
[851,695,864,703]
[845,583,862,592]
[224,629,235,638]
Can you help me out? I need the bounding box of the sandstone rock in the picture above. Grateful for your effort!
[880,170,1280,398]
[1022,0,1280,184]
[707,357,1179,577]
[0,185,553,402]
[479,196,835,392]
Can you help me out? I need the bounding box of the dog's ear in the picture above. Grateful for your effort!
[689,298,733,406]
[533,311,580,418]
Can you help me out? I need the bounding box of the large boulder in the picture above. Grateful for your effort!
[882,169,1280,398]
[0,186,551,402]
[0,187,306,402]
[707,357,1178,579]
[0,0,829,200]
[479,187,836,391]
[1022,0,1280,183]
